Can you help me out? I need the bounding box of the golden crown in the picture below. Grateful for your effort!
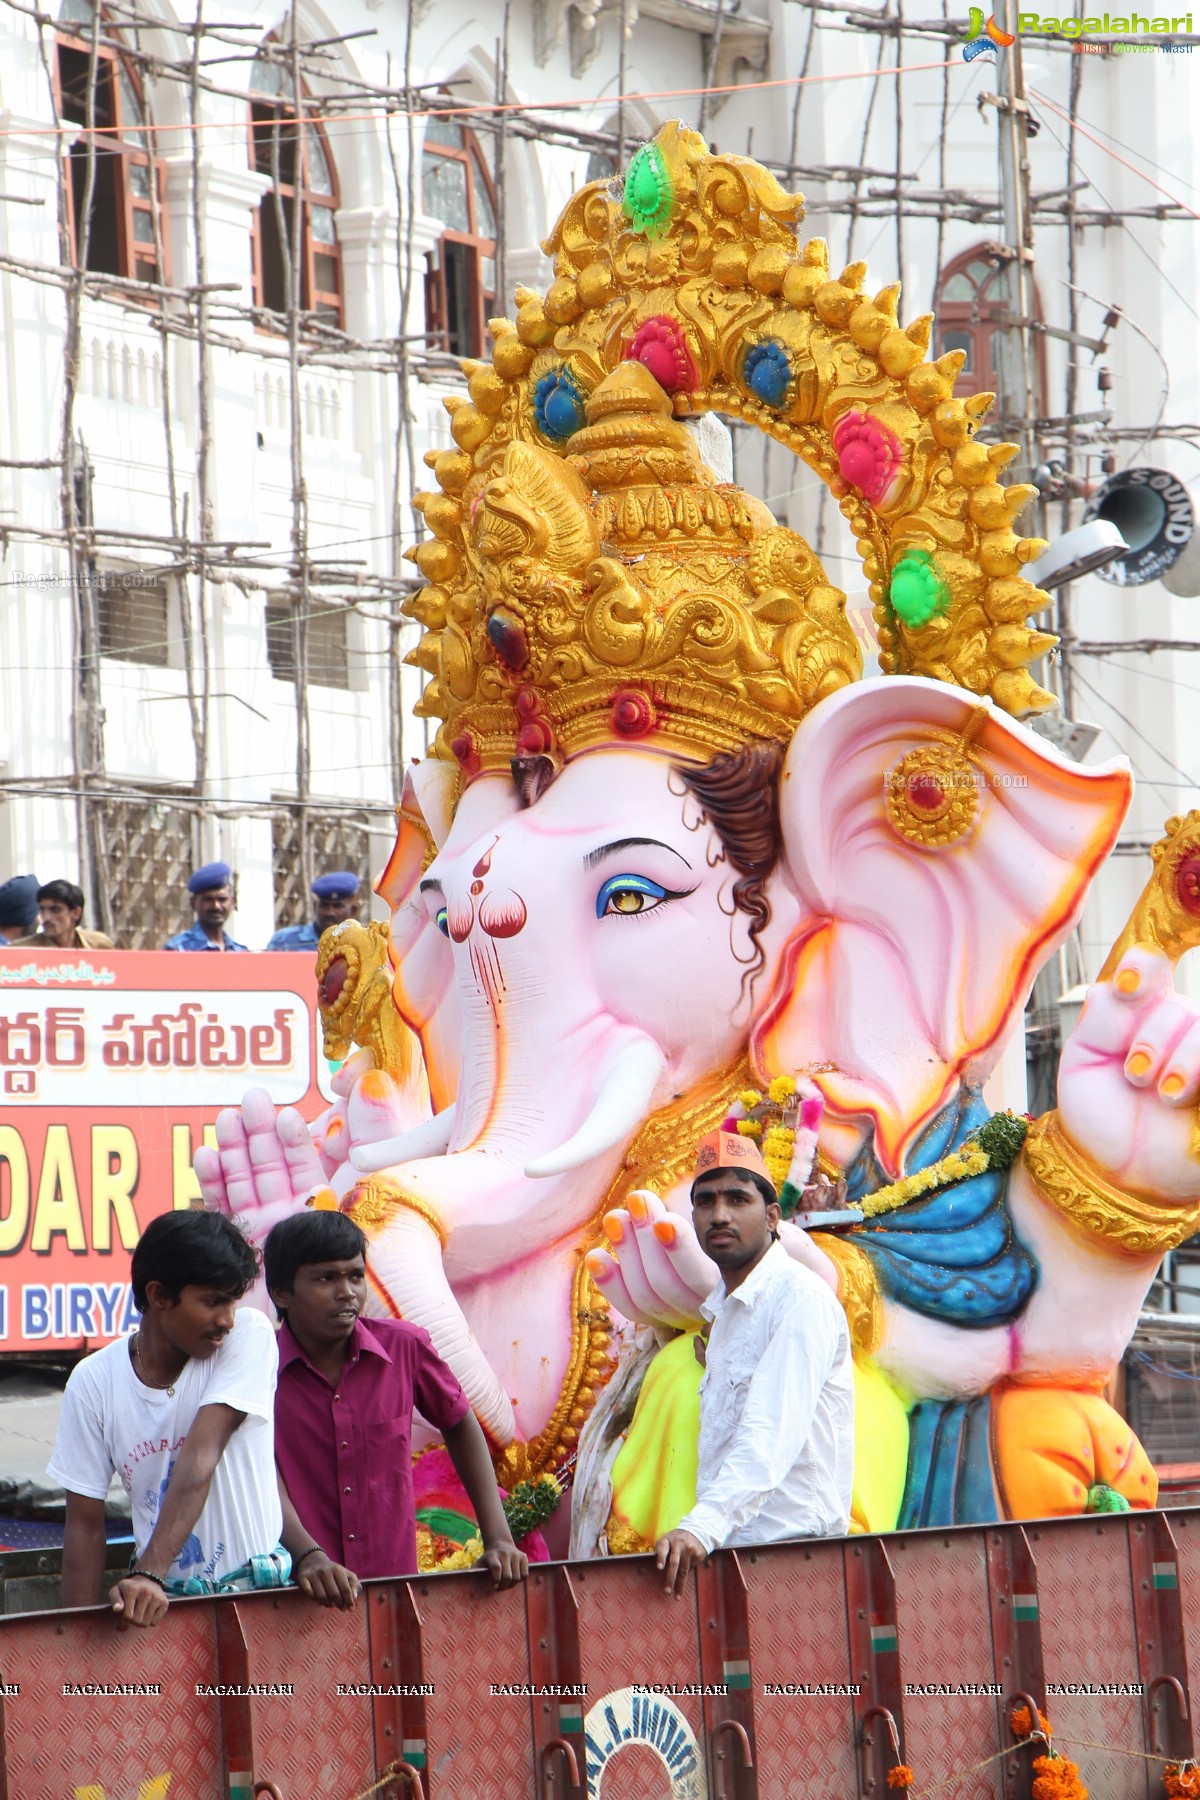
[404,122,1054,780]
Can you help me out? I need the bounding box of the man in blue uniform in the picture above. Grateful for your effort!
[164,862,249,952]
[266,871,360,951]
[0,874,40,945]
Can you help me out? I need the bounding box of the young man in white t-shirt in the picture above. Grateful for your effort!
[48,1209,356,1628]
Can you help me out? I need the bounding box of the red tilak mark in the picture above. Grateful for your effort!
[472,839,498,879]
[479,892,527,939]
[470,880,484,896]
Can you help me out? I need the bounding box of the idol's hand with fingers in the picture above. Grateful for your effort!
[194,1086,331,1248]
[1056,947,1200,1201]
[585,1191,716,1330]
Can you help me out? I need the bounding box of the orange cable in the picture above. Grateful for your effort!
[0,58,959,140]
[1030,84,1200,221]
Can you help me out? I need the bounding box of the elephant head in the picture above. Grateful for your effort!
[359,675,1130,1452]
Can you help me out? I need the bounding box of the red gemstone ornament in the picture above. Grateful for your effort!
[626,316,697,395]
[450,732,480,775]
[907,773,946,814]
[832,410,903,507]
[1176,853,1200,916]
[514,687,557,756]
[611,690,656,738]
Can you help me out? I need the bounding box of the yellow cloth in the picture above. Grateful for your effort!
[609,1331,703,1549]
[847,1357,910,1534]
[607,1329,912,1547]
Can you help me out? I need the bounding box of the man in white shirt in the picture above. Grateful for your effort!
[48,1209,356,1629]
[655,1130,854,1595]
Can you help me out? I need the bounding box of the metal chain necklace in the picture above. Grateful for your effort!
[133,1332,180,1397]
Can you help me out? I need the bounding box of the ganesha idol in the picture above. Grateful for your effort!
[199,123,1200,1559]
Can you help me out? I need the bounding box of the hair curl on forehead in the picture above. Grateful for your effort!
[677,739,785,996]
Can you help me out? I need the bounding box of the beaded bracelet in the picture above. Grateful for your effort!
[127,1568,167,1591]
[292,1546,325,1571]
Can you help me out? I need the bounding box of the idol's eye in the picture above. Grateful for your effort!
[435,907,449,936]
[596,874,672,919]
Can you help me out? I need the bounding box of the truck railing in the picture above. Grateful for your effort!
[1,1506,1196,1798]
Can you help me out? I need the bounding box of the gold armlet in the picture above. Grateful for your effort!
[1021,1111,1200,1257]
[345,1177,448,1249]
[810,1232,882,1356]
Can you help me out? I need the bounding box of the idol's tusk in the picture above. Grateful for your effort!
[524,1040,666,1178]
[349,1104,457,1174]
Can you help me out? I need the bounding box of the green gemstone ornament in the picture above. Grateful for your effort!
[622,143,673,240]
[888,547,951,630]
[1085,1483,1131,1514]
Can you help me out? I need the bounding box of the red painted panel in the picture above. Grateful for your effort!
[888,1529,1002,1799]
[569,1557,707,1800]
[738,1539,859,1800]
[410,1572,533,1797]
[234,1587,376,1797]
[1028,1518,1150,1800]
[1167,1507,1200,1725]
[0,1598,224,1797]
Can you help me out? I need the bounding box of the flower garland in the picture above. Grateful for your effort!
[1011,1703,1089,1800]
[727,1074,830,1214]
[1166,1764,1200,1798]
[859,1111,1030,1222]
[417,1473,564,1573]
[886,1766,915,1790]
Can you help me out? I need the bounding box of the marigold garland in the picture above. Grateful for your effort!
[1011,1702,1088,1800]
[1166,1764,1200,1799]
[886,1766,915,1790]
[1031,1754,1088,1800]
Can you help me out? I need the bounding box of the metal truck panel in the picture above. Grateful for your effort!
[0,1508,1193,1799]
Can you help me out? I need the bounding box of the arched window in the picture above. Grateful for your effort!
[934,245,1045,410]
[249,50,342,324]
[422,116,497,358]
[55,0,167,283]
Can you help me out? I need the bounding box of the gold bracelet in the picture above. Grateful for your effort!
[345,1176,448,1249]
[1021,1110,1200,1257]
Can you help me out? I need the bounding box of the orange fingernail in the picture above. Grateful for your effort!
[627,1192,648,1222]
[1127,1050,1152,1078]
[1116,969,1140,994]
[602,1215,624,1244]
[327,1117,345,1137]
[1162,1071,1186,1097]
[652,1219,677,1246]
[310,1187,339,1211]
[360,1069,396,1102]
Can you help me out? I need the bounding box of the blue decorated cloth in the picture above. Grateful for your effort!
[842,1089,1037,1329]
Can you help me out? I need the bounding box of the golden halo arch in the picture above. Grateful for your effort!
[405,122,1055,774]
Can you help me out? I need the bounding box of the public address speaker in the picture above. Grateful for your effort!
[1083,466,1196,590]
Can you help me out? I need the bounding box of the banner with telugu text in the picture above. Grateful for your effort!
[0,951,332,1352]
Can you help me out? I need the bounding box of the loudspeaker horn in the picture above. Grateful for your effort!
[1083,467,1194,587]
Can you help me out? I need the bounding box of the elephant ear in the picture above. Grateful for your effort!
[754,676,1132,1176]
[377,760,461,1110]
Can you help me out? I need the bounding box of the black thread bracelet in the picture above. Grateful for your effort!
[127,1568,167,1591]
[292,1546,325,1571]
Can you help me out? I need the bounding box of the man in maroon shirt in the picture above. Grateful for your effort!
[264,1210,527,1586]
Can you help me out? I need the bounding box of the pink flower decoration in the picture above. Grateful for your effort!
[626,316,698,395]
[832,411,903,507]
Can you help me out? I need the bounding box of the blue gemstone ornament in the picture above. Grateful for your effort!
[744,341,791,409]
[534,368,586,441]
